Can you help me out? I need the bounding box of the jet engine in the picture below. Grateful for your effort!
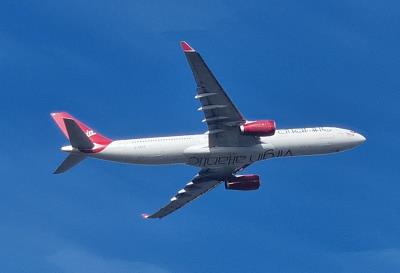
[225,174,260,191]
[240,120,276,136]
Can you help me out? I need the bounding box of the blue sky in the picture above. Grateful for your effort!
[1,0,399,272]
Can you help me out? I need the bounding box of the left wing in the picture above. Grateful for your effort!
[143,167,244,219]
[181,41,258,147]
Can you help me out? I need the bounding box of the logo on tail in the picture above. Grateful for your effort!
[86,130,96,137]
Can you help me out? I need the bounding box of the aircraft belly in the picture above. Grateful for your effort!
[184,144,279,168]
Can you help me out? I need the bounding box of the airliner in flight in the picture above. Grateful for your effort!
[51,41,366,219]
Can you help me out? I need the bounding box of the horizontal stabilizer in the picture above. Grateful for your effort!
[64,118,94,150]
[54,154,86,174]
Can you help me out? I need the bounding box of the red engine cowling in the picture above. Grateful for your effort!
[225,174,260,191]
[240,120,276,136]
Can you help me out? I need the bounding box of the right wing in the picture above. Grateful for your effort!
[181,41,258,147]
[143,167,245,219]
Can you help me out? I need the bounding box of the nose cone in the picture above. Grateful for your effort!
[354,133,366,145]
[334,129,366,152]
[346,132,366,149]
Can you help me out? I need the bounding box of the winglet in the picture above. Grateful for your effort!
[141,213,150,219]
[180,41,195,52]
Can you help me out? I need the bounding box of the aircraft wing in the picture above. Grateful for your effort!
[181,41,257,147]
[143,167,246,219]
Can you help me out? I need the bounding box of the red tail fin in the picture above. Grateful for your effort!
[50,112,112,145]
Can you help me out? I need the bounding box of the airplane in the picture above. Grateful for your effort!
[51,41,366,219]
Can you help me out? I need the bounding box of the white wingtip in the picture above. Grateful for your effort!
[141,213,150,219]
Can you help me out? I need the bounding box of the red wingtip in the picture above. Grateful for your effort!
[141,213,150,219]
[180,41,195,52]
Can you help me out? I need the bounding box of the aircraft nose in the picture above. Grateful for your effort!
[353,132,366,145]
[359,133,366,142]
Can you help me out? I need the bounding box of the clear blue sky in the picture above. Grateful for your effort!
[1,1,399,272]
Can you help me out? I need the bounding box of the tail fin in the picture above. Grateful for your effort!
[50,112,112,146]
[63,118,94,150]
[51,112,112,174]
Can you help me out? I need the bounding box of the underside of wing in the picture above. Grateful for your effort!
[143,167,246,219]
[143,179,222,219]
[181,41,258,147]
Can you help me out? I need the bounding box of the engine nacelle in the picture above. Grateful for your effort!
[240,120,276,136]
[225,174,260,191]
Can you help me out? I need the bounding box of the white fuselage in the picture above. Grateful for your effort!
[78,127,365,169]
